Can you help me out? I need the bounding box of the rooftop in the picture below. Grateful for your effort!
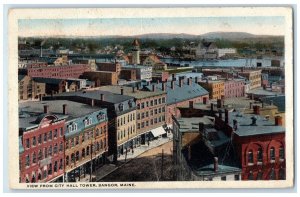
[247,87,284,97]
[98,85,165,99]
[145,79,209,105]
[176,116,215,133]
[19,100,103,129]
[261,95,285,112]
[44,89,134,104]
[224,111,285,137]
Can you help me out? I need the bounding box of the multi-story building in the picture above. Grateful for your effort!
[142,54,167,70]
[96,62,121,77]
[120,69,137,81]
[198,79,225,100]
[239,69,262,90]
[27,62,92,79]
[223,78,245,98]
[145,76,209,126]
[19,102,67,183]
[43,90,136,162]
[217,48,237,58]
[122,65,152,81]
[99,85,167,146]
[18,75,46,100]
[80,71,118,86]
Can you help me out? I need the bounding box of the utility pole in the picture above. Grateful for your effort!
[90,141,93,182]
[161,149,164,180]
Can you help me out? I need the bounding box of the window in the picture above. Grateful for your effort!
[279,146,284,160]
[82,149,85,158]
[71,153,75,163]
[38,135,42,144]
[257,171,263,180]
[150,110,153,116]
[66,140,69,149]
[48,131,52,141]
[76,151,80,161]
[68,123,77,132]
[54,143,58,154]
[141,103,144,109]
[86,146,90,156]
[158,108,161,113]
[75,136,79,145]
[158,98,161,104]
[137,123,140,129]
[54,161,58,172]
[162,97,165,103]
[60,128,63,136]
[48,145,52,156]
[150,100,153,106]
[25,155,30,166]
[279,168,285,180]
[59,142,63,152]
[38,150,43,160]
[137,113,140,120]
[118,103,124,111]
[96,129,99,137]
[54,129,57,138]
[146,101,149,107]
[66,156,69,166]
[248,172,254,180]
[32,152,36,164]
[48,163,52,175]
[71,138,74,147]
[81,134,85,143]
[248,150,254,164]
[44,133,47,142]
[270,147,275,161]
[128,100,133,108]
[32,137,36,146]
[137,103,140,109]
[162,107,165,112]
[44,147,48,158]
[257,148,263,162]
[154,99,157,105]
[221,176,226,181]
[269,168,276,180]
[25,139,30,148]
[234,175,240,180]
[104,138,106,148]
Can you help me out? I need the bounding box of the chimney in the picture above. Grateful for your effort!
[275,116,283,126]
[249,102,252,109]
[199,122,204,132]
[171,80,175,90]
[195,77,198,83]
[233,119,238,131]
[253,105,260,115]
[217,99,222,108]
[203,97,207,104]
[172,74,176,81]
[179,78,183,87]
[225,109,229,124]
[214,157,218,172]
[162,81,166,92]
[187,78,192,86]
[218,110,222,119]
[152,84,156,92]
[43,105,49,114]
[189,101,194,109]
[132,86,135,93]
[91,99,95,107]
[63,104,68,115]
[120,88,124,95]
[251,116,257,126]
[210,103,214,112]
[269,100,273,106]
[100,93,104,101]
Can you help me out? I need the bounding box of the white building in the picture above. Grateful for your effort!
[217,48,237,58]
[122,65,152,81]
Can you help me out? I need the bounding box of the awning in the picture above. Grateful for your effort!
[150,127,166,138]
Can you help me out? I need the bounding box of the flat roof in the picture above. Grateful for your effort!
[176,116,215,133]
[98,85,165,99]
[19,100,103,129]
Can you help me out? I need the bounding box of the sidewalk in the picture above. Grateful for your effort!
[77,134,173,182]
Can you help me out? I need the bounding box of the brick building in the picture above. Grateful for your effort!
[96,62,121,77]
[145,76,209,126]
[120,69,137,81]
[198,79,225,100]
[43,90,136,162]
[19,102,67,183]
[223,78,245,98]
[80,71,118,86]
[18,75,46,100]
[27,62,92,79]
[99,85,167,146]
[239,69,262,90]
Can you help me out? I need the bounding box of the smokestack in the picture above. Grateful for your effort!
[275,116,283,126]
[225,109,229,124]
[199,122,204,132]
[162,81,166,92]
[217,99,222,108]
[189,101,194,109]
[121,88,124,95]
[100,93,104,101]
[43,105,49,114]
[40,45,43,58]
[152,84,156,92]
[91,99,95,107]
[253,105,260,115]
[218,110,222,119]
[187,78,192,86]
[203,97,207,104]
[171,80,175,90]
[63,104,68,115]
[214,157,218,172]
[210,103,214,112]
[179,78,183,87]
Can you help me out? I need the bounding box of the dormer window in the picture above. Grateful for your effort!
[68,123,77,132]
[97,112,106,121]
[128,100,133,108]
[119,103,124,112]
[84,118,92,127]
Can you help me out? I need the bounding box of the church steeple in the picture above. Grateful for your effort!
[131,38,140,64]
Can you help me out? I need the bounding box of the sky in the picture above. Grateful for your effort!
[18,16,285,37]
